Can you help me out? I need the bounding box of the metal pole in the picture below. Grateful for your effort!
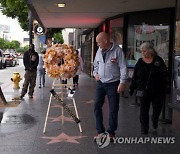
[28,10,33,45]
[159,95,172,124]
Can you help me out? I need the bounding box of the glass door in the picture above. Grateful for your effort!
[127,24,169,68]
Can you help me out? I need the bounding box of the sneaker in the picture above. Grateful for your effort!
[29,95,33,98]
[20,95,24,99]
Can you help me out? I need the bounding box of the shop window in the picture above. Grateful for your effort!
[125,8,174,85]
[173,21,180,90]
[109,18,123,48]
[127,24,169,68]
[171,1,180,109]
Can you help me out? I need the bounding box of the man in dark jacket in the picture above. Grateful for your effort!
[20,44,39,99]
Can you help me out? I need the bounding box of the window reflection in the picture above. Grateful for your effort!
[127,24,169,68]
[174,55,180,89]
[109,18,123,48]
[174,21,180,89]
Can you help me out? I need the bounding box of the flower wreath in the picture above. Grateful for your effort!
[43,44,80,79]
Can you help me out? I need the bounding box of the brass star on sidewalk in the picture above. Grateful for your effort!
[49,115,74,122]
[41,133,87,144]
[81,99,94,104]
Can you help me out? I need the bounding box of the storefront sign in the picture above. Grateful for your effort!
[134,26,161,60]
[34,25,46,35]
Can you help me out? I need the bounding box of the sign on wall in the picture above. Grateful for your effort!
[134,25,161,60]
[34,24,46,35]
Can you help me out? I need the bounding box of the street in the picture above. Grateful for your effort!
[0,59,24,90]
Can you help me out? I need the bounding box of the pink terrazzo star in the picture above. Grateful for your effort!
[48,115,74,122]
[41,133,87,144]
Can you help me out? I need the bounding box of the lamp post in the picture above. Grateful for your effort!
[28,10,33,45]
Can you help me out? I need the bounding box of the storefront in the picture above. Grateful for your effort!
[125,9,175,105]
[90,7,175,119]
[83,8,176,106]
[169,0,180,130]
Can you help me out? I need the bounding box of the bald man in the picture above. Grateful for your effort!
[93,32,127,141]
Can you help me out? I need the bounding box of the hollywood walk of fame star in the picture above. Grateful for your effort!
[81,99,94,104]
[41,132,87,144]
[48,115,74,122]
[51,103,74,108]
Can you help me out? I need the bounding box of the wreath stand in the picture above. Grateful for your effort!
[43,79,82,133]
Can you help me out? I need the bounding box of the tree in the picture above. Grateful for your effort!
[0,38,6,48]
[0,37,20,49]
[0,0,64,41]
[9,40,20,49]
[46,28,63,38]
[53,32,64,44]
[0,0,29,31]
[16,45,28,53]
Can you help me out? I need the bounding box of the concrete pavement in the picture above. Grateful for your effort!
[0,64,180,154]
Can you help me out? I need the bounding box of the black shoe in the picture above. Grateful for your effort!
[141,130,148,135]
[106,130,115,142]
[109,133,115,142]
[152,122,158,129]
[39,85,41,88]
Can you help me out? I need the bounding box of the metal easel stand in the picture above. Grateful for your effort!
[43,79,82,133]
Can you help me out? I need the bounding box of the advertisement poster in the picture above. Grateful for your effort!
[134,25,161,60]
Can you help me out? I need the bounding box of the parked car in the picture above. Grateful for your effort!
[0,49,6,69]
[3,53,16,67]
[12,54,19,65]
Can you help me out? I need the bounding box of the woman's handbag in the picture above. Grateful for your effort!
[136,90,145,97]
[136,89,148,98]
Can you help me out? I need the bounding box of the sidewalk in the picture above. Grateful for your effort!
[0,73,180,154]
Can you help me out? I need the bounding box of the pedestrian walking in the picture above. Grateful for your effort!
[38,49,46,88]
[93,32,127,141]
[73,49,83,87]
[129,42,167,134]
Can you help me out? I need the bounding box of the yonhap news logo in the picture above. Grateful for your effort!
[112,137,175,144]
[96,132,110,148]
[96,133,175,148]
